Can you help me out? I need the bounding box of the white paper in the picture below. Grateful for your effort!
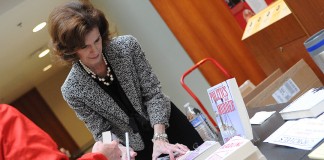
[272,78,300,103]
[264,119,324,150]
[316,113,324,121]
[250,111,276,124]
[102,131,112,143]
[245,0,268,13]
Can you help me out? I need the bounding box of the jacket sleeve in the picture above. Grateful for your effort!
[61,87,112,141]
[128,35,171,127]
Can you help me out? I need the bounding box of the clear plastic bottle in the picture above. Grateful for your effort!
[184,102,218,141]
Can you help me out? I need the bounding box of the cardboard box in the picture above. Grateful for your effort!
[243,69,282,104]
[245,59,323,108]
[239,80,256,98]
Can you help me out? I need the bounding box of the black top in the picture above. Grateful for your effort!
[78,61,150,133]
[99,70,152,133]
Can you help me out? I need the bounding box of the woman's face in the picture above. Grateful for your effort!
[76,27,103,68]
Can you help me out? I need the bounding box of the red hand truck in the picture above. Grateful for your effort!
[180,57,233,132]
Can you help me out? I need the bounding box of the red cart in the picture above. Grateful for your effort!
[180,57,233,132]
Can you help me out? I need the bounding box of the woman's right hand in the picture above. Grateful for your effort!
[152,140,189,160]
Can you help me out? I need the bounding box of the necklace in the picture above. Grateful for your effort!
[79,54,114,86]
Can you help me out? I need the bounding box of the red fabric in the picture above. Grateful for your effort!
[0,104,107,160]
[78,153,107,160]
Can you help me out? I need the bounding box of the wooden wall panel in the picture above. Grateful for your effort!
[150,0,266,86]
[11,88,79,157]
[285,0,324,36]
[241,0,324,82]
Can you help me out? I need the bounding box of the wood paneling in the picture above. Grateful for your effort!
[11,88,79,156]
[242,0,324,82]
[285,0,324,36]
[150,0,266,86]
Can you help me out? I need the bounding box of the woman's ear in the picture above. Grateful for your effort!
[63,53,77,60]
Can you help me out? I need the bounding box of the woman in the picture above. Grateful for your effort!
[48,1,203,159]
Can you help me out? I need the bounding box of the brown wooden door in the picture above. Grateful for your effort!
[10,88,79,156]
[150,0,266,86]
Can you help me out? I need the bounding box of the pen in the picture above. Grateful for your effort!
[125,132,130,160]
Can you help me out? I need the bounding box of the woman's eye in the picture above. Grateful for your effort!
[81,45,87,49]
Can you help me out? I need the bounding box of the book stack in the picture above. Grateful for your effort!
[205,136,266,160]
[177,136,266,160]
[279,87,324,120]
[176,141,221,160]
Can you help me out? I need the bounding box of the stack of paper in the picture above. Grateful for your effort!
[250,111,276,124]
[264,118,324,150]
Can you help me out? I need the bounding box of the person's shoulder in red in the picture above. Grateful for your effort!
[78,153,108,160]
[0,104,108,160]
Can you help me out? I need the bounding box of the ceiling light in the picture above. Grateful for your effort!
[43,64,52,72]
[33,22,46,32]
[38,49,50,58]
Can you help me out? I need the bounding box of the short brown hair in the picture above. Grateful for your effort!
[48,0,110,64]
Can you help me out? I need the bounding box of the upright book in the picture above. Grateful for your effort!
[279,87,324,120]
[207,78,253,143]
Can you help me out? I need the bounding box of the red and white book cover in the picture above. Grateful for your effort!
[207,78,253,143]
[206,136,258,160]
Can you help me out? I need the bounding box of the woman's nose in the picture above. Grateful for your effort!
[89,44,99,54]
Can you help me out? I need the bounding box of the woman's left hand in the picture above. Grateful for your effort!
[152,140,189,160]
[118,144,137,160]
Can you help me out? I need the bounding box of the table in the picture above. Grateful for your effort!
[248,103,323,160]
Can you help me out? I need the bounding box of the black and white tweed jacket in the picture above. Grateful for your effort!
[61,35,171,150]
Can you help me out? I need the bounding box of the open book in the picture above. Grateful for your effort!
[279,87,324,120]
[207,78,253,143]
